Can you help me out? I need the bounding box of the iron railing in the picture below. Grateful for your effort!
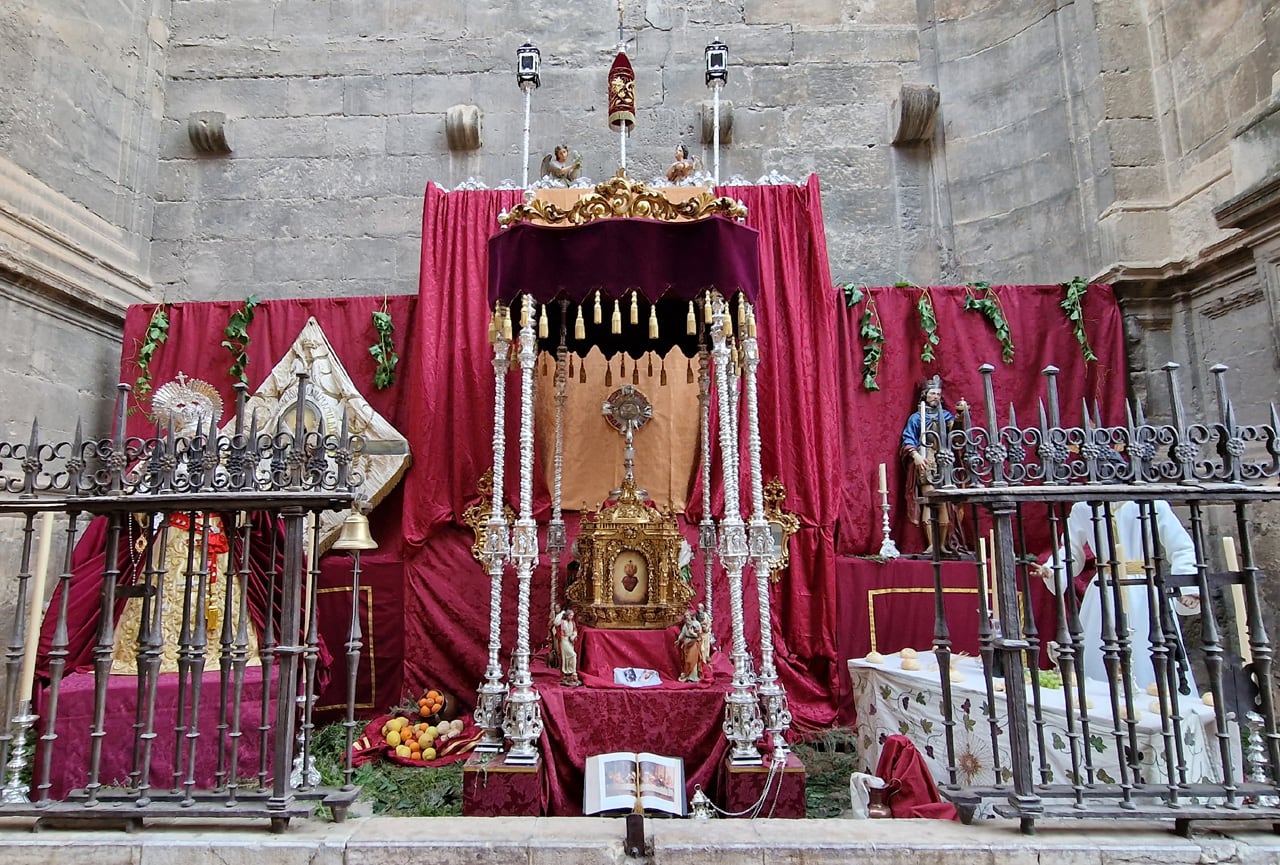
[0,376,365,831]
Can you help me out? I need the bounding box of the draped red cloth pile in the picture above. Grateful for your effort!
[94,177,1127,748]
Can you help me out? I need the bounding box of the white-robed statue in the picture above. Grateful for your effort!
[1033,498,1200,693]
[554,607,583,687]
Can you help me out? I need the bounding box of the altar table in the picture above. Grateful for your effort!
[835,556,1059,724]
[37,667,275,800]
[848,654,1221,794]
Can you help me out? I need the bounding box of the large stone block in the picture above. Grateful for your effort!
[791,26,920,64]
[745,0,842,25]
[287,76,347,117]
[1101,69,1156,119]
[344,75,415,117]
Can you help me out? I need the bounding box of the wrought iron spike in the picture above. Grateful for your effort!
[233,381,248,436]
[1042,365,1062,428]
[22,418,40,498]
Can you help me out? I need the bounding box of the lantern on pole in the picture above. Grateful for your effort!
[705,39,728,185]
[516,43,541,189]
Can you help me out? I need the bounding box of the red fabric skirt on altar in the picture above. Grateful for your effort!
[36,667,276,799]
[485,637,736,816]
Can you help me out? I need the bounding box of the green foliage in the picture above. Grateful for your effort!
[858,294,884,392]
[132,304,170,414]
[839,282,864,308]
[222,294,260,386]
[914,286,940,363]
[962,281,1015,363]
[1059,276,1097,362]
[310,722,464,817]
[793,728,860,818]
[369,309,399,390]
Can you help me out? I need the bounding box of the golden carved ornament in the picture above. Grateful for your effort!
[462,468,517,565]
[567,478,693,629]
[498,170,748,228]
[763,477,800,584]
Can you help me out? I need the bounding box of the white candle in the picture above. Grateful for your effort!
[987,530,999,613]
[977,537,990,609]
[1223,537,1251,664]
[877,462,887,496]
[918,402,927,449]
[18,512,55,702]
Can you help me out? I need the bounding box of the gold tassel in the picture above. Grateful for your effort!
[502,306,513,341]
[686,301,696,336]
[647,354,654,377]
[605,364,613,387]
[520,298,530,329]
[660,358,668,386]
[568,354,575,378]
[748,308,757,338]
[737,297,747,333]
[632,364,639,384]
[620,355,627,377]
[593,290,602,325]
[687,358,694,383]
[630,291,639,326]
[487,314,497,344]
[538,304,548,338]
[703,292,713,324]
[574,305,585,341]
[611,299,621,334]
[580,360,587,383]
[648,305,658,340]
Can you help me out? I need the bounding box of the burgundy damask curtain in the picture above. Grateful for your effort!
[106,181,1128,734]
[832,284,1126,558]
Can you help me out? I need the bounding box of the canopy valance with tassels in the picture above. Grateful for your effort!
[486,173,761,358]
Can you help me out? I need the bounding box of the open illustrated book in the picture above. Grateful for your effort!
[583,751,686,816]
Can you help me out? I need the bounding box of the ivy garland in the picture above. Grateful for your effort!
[1059,276,1097,362]
[910,283,940,363]
[962,281,1015,363]
[837,282,885,391]
[222,294,260,387]
[369,306,399,390]
[132,303,170,413]
[858,292,885,392]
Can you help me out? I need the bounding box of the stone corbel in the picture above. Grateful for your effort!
[891,83,940,147]
[446,104,483,152]
[699,100,734,146]
[187,111,231,155]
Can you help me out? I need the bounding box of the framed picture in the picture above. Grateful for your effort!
[611,548,649,605]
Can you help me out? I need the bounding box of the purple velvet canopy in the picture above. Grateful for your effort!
[487,215,761,357]
[488,215,761,303]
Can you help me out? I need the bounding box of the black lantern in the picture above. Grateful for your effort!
[516,42,541,91]
[704,39,728,87]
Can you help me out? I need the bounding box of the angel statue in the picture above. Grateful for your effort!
[540,145,582,187]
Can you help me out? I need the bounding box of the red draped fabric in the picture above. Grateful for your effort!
[832,284,1126,558]
[95,179,1129,749]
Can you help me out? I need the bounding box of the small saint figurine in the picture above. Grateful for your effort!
[666,144,694,184]
[899,376,965,555]
[540,145,582,187]
[676,609,706,683]
[555,607,583,687]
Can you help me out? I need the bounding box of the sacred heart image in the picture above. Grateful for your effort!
[611,550,648,605]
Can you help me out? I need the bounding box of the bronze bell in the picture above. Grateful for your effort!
[333,510,378,551]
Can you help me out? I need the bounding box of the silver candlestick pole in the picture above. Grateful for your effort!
[697,344,716,634]
[705,40,728,185]
[1,701,36,803]
[1245,711,1280,805]
[741,305,792,758]
[503,296,544,765]
[878,481,900,559]
[711,295,762,765]
[475,311,512,753]
[547,312,569,612]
